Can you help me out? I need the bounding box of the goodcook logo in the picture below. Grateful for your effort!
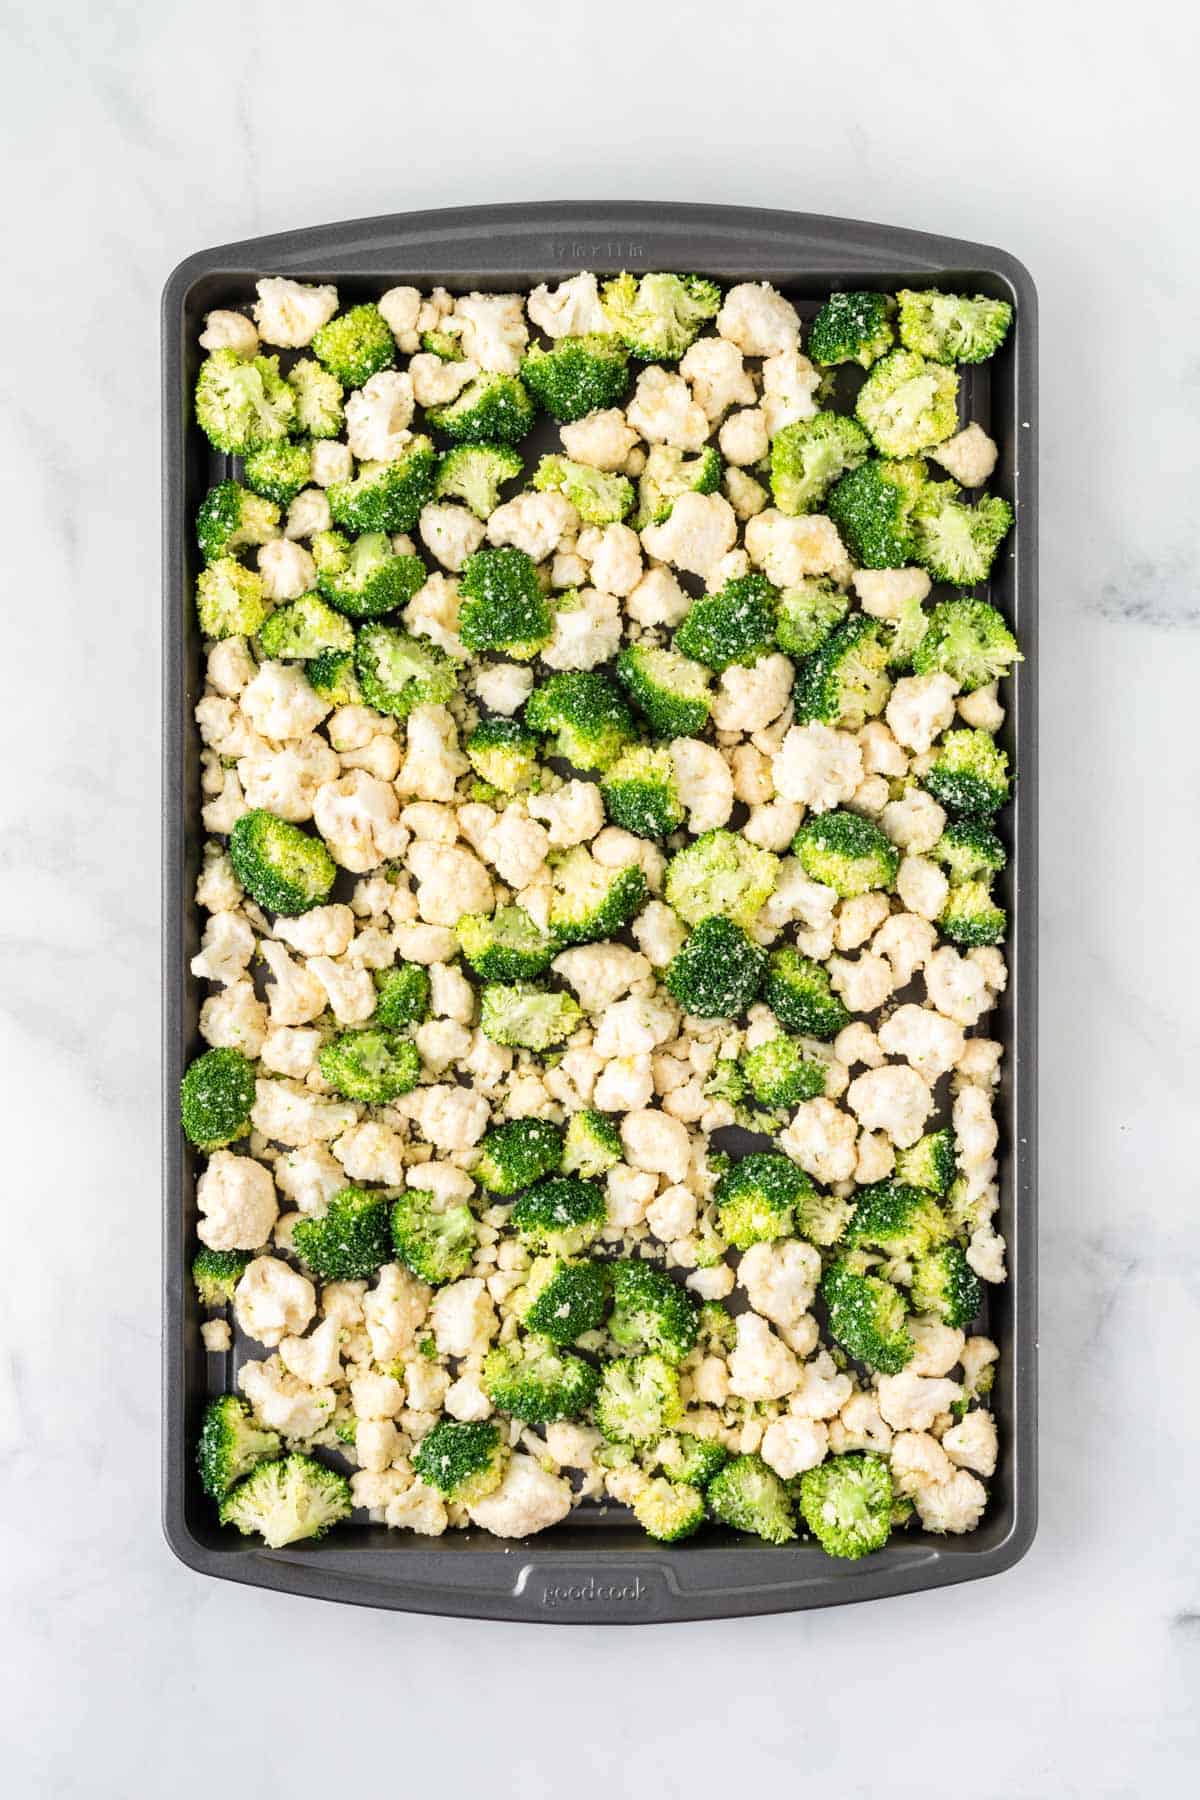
[540,1576,649,1609]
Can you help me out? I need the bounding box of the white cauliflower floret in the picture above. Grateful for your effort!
[970,945,1008,998]
[408,351,478,408]
[640,491,737,581]
[881,787,946,855]
[829,1391,893,1455]
[345,369,414,461]
[858,720,908,779]
[376,285,422,352]
[718,407,769,466]
[723,467,769,520]
[310,441,353,487]
[876,1370,963,1432]
[845,1064,933,1148]
[259,1025,321,1079]
[333,1121,408,1187]
[196,1151,278,1251]
[941,1408,998,1477]
[396,705,468,803]
[560,408,638,470]
[895,855,949,922]
[393,923,456,964]
[527,271,608,338]
[644,1182,698,1243]
[312,770,408,873]
[886,673,960,755]
[670,736,734,832]
[592,1055,654,1113]
[955,1037,1004,1089]
[528,779,605,847]
[480,805,550,890]
[711,653,793,734]
[399,1082,490,1152]
[728,1313,800,1402]
[738,1239,821,1332]
[234,1256,317,1348]
[415,1020,472,1074]
[744,509,851,587]
[353,1419,399,1474]
[443,1375,492,1423]
[552,942,651,1012]
[925,945,993,1027]
[206,637,258,699]
[487,490,578,563]
[578,522,643,596]
[626,365,710,450]
[743,800,802,852]
[632,901,687,969]
[306,955,376,1025]
[780,1099,857,1183]
[278,1315,343,1391]
[760,348,821,436]
[418,503,485,573]
[238,738,340,823]
[908,1318,967,1379]
[789,1351,853,1421]
[930,422,998,488]
[195,696,261,761]
[239,1355,335,1440]
[252,277,338,348]
[625,565,691,628]
[201,1319,232,1353]
[200,761,247,835]
[835,893,892,952]
[199,309,259,358]
[256,939,324,1026]
[827,952,894,1014]
[466,1452,573,1538]
[967,1223,1007,1284]
[406,839,493,926]
[427,962,474,1027]
[273,903,355,959]
[680,335,756,421]
[957,683,1005,732]
[761,1416,828,1480]
[877,1003,965,1081]
[240,661,330,741]
[190,910,255,986]
[620,1109,691,1184]
[251,1077,357,1147]
[363,1263,429,1364]
[285,487,331,540]
[606,1165,657,1228]
[953,1085,999,1167]
[453,291,528,373]
[384,1481,448,1536]
[913,1468,988,1535]
[199,980,268,1057]
[855,1130,894,1184]
[717,282,801,357]
[594,994,678,1059]
[873,911,937,985]
[772,723,862,811]
[542,587,623,671]
[274,1143,344,1215]
[757,861,838,937]
[852,566,932,618]
[473,661,534,716]
[403,1358,449,1415]
[890,1429,954,1497]
[430,1277,496,1359]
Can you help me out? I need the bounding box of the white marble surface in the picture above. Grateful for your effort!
[3,1,1198,1793]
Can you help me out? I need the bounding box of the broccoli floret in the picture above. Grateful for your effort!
[939,879,1007,948]
[458,545,553,661]
[480,983,583,1050]
[855,349,960,458]
[704,1057,748,1113]
[910,1244,983,1329]
[521,334,630,421]
[427,372,535,445]
[826,457,929,569]
[311,303,395,387]
[180,1046,256,1150]
[198,1394,281,1499]
[228,810,336,915]
[314,529,427,620]
[482,1335,599,1423]
[476,1118,565,1196]
[634,444,722,526]
[196,480,280,563]
[327,440,438,534]
[714,1152,813,1250]
[457,906,555,981]
[923,728,1011,816]
[354,622,456,718]
[896,289,1013,365]
[293,1185,391,1280]
[601,272,721,362]
[533,454,634,525]
[945,1174,996,1241]
[465,716,540,794]
[657,1431,729,1486]
[411,1419,509,1502]
[192,1247,252,1308]
[421,327,464,361]
[562,1108,622,1178]
[600,745,684,839]
[594,1352,683,1444]
[547,845,647,946]
[793,615,892,729]
[258,593,355,660]
[219,1452,351,1548]
[664,828,779,929]
[706,1454,796,1545]
[743,1035,829,1108]
[433,442,524,518]
[287,356,344,438]
[882,592,931,672]
[769,411,871,515]
[372,961,431,1028]
[846,1181,949,1257]
[525,670,637,771]
[764,947,851,1040]
[807,290,896,369]
[930,819,1007,882]
[242,439,312,506]
[306,647,359,705]
[195,557,270,641]
[911,486,1015,587]
[390,1188,477,1286]
[194,350,295,453]
[774,579,851,658]
[793,1184,856,1249]
[793,808,900,898]
[798,1452,893,1559]
[524,1258,612,1342]
[615,643,713,739]
[317,1028,421,1103]
[665,916,766,1020]
[510,1175,607,1256]
[609,1261,698,1363]
[912,597,1021,692]
[893,1129,957,1197]
[633,1477,706,1543]
[696,1300,737,1354]
[820,1259,914,1374]
[674,573,778,672]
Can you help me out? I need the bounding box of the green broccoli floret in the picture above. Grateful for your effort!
[354,622,456,718]
[465,716,540,794]
[633,1477,706,1542]
[912,597,1021,692]
[609,1262,698,1363]
[706,1454,796,1545]
[770,412,871,515]
[547,845,647,946]
[793,615,893,729]
[910,1244,983,1329]
[743,1034,829,1108]
[594,1352,683,1444]
[896,289,1013,365]
[664,828,779,929]
[525,671,637,770]
[521,333,630,420]
[306,647,359,705]
[523,1258,612,1343]
[180,1047,256,1150]
[317,1028,421,1103]
[696,1300,737,1354]
[287,357,344,438]
[482,1335,599,1423]
[882,592,932,672]
[411,1419,509,1502]
[192,1247,252,1307]
[764,947,851,1040]
[433,443,524,518]
[475,1118,565,1196]
[793,1185,856,1249]
[821,1259,914,1373]
[634,444,722,526]
[458,545,553,661]
[855,349,960,458]
[704,1058,747,1114]
[774,579,851,658]
[930,819,1007,882]
[657,1431,729,1486]
[615,643,713,738]
[600,745,684,839]
[195,558,270,641]
[194,350,295,453]
[373,961,431,1028]
[242,439,312,506]
[509,1175,607,1255]
[826,457,929,568]
[911,486,1015,587]
[196,481,280,563]
[561,1108,622,1178]
[807,290,895,369]
[420,328,464,360]
[533,454,634,525]
[311,303,395,387]
[665,916,766,1020]
[893,1129,957,1197]
[228,810,336,915]
[313,529,427,620]
[945,1175,996,1241]
[714,1152,813,1249]
[939,880,1007,948]
[427,372,536,444]
[793,808,900,898]
[798,1453,893,1559]
[601,272,721,361]
[674,573,777,672]
[480,983,583,1050]
[292,1185,391,1280]
[327,440,438,533]
[923,729,1011,816]
[219,1452,351,1548]
[845,1181,949,1257]
[198,1395,281,1499]
[258,593,355,659]
[390,1188,477,1286]
[457,906,555,981]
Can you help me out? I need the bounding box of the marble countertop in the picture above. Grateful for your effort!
[3,2,1197,1793]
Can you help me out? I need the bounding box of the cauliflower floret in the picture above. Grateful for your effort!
[757,861,838,938]
[669,736,735,832]
[384,1480,448,1536]
[640,491,737,581]
[251,1076,357,1147]
[542,586,623,671]
[255,939,323,1027]
[487,490,578,564]
[632,901,687,969]
[744,509,851,587]
[854,1130,894,1185]
[738,1239,821,1332]
[465,1452,573,1537]
[594,994,678,1059]
[834,1021,885,1070]
[190,909,255,987]
[206,637,258,699]
[895,855,949,923]
[310,441,353,488]
[624,564,691,629]
[761,1415,828,1480]
[679,335,756,421]
[577,522,643,596]
[453,291,528,374]
[890,1429,954,1497]
[950,1087,998,1172]
[418,503,485,574]
[925,946,993,1027]
[626,365,710,450]
[970,945,1008,998]
[644,1182,698,1244]
[527,272,609,338]
[272,904,355,959]
[620,1109,691,1184]
[310,771,407,873]
[957,680,1006,730]
[260,1025,321,1079]
[881,787,946,856]
[845,1064,933,1148]
[967,1223,1007,1284]
[415,1020,471,1074]
[722,468,768,522]
[238,737,340,823]
[827,952,894,1014]
[480,804,550,890]
[907,1317,967,1379]
[396,705,468,803]
[345,369,414,462]
[560,407,638,470]
[728,1312,800,1402]
[718,407,769,467]
[196,1151,278,1251]
[955,1037,1004,1089]
[200,760,247,835]
[429,1277,496,1360]
[408,351,478,408]
[930,422,998,489]
[875,1370,963,1432]
[852,567,932,619]
[711,653,793,734]
[913,1468,988,1535]
[743,799,802,852]
[363,1263,429,1364]
[877,1003,965,1081]
[731,744,773,805]
[873,912,937,986]
[252,277,338,348]
[592,1054,654,1113]
[787,1349,852,1421]
[351,1418,398,1474]
[201,1319,232,1353]
[398,1082,490,1152]
[528,779,605,847]
[239,1355,335,1440]
[780,1098,858,1182]
[406,840,493,926]
[772,723,862,812]
[199,309,259,358]
[332,1120,408,1187]
[199,979,268,1057]
[305,955,375,1025]
[886,673,960,756]
[195,695,263,761]
[278,1315,343,1391]
[759,348,821,436]
[376,285,422,352]
[284,487,331,540]
[473,660,534,716]
[403,1358,450,1416]
[442,1374,492,1423]
[240,661,330,742]
[858,720,908,780]
[552,942,651,1012]
[717,282,801,357]
[828,1390,893,1455]
[425,962,474,1027]
[606,1164,657,1228]
[273,1143,344,1216]
[234,1256,317,1348]
[835,893,892,953]
[941,1408,998,1477]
